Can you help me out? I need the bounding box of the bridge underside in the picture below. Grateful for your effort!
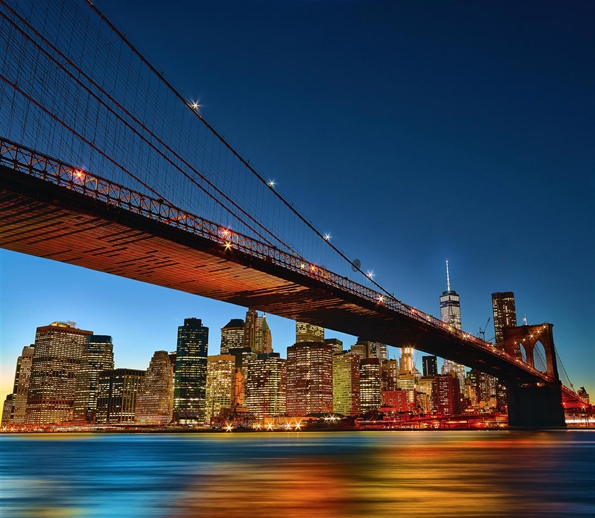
[0,165,545,387]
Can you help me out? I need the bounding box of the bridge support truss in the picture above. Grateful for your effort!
[503,324,566,428]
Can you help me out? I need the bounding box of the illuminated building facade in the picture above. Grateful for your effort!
[73,335,114,422]
[96,369,145,424]
[205,355,236,423]
[2,395,12,426]
[9,345,35,424]
[382,390,415,413]
[174,318,209,424]
[360,358,381,413]
[351,338,387,361]
[296,322,324,343]
[439,260,465,391]
[220,319,245,354]
[286,342,333,416]
[381,359,398,392]
[325,338,343,354]
[433,374,462,416]
[135,351,174,425]
[244,309,272,354]
[25,322,93,424]
[332,351,360,416]
[399,347,414,374]
[492,291,518,347]
[245,353,286,418]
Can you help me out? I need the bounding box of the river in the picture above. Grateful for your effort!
[1,430,594,517]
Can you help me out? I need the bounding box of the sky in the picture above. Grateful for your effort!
[1,0,593,400]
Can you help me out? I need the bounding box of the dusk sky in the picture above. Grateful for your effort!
[1,1,593,399]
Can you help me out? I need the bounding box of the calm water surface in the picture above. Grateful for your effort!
[1,430,594,517]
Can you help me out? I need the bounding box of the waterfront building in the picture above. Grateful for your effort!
[96,369,145,424]
[9,345,35,424]
[360,358,381,413]
[492,291,517,344]
[220,319,245,354]
[205,355,236,423]
[244,309,273,354]
[25,322,93,424]
[135,351,174,425]
[332,351,360,416]
[433,374,462,416]
[286,342,333,416]
[174,318,209,424]
[73,335,114,422]
[296,322,324,343]
[439,261,465,391]
[245,353,286,418]
[1,395,12,427]
[382,390,415,413]
[422,355,438,377]
[325,338,343,354]
[417,376,434,413]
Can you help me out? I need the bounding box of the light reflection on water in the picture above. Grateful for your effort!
[1,431,594,517]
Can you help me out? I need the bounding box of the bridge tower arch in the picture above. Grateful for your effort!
[503,324,565,428]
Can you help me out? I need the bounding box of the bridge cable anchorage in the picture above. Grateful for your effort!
[82,0,398,294]
[0,1,298,256]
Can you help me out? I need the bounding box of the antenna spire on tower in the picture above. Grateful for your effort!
[445,259,451,291]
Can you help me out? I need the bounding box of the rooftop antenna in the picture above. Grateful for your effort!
[445,259,451,291]
[523,315,528,326]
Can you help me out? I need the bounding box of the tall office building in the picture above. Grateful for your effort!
[360,358,382,413]
[135,351,174,425]
[220,319,245,354]
[245,353,287,418]
[422,355,438,377]
[296,322,324,343]
[399,347,414,374]
[73,335,114,422]
[332,351,360,416]
[9,345,35,424]
[243,309,272,354]
[380,359,399,392]
[286,342,333,416]
[439,261,465,391]
[174,318,209,424]
[2,395,13,427]
[25,322,93,424]
[492,292,518,345]
[96,369,145,424]
[205,355,236,423]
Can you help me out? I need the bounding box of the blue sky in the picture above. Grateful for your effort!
[1,0,593,399]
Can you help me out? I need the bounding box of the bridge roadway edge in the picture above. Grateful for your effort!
[0,164,548,387]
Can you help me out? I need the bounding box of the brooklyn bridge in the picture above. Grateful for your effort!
[0,0,587,428]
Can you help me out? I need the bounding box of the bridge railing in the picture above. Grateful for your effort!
[0,136,553,383]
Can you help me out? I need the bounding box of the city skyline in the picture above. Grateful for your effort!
[1,0,593,400]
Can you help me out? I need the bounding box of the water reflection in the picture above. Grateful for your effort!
[1,431,594,517]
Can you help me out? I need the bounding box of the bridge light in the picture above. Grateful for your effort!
[267,180,275,187]
[324,233,331,240]
[224,241,232,250]
[189,101,200,110]
[367,271,374,279]
[300,263,306,269]
[378,295,384,303]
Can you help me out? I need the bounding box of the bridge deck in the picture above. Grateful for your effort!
[0,160,550,386]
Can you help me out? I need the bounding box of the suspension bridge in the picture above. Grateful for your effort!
[0,0,587,427]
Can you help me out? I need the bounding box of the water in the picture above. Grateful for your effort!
[1,431,594,517]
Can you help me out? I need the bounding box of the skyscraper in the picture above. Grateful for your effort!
[439,260,465,391]
[220,319,245,354]
[351,338,387,361]
[492,292,517,345]
[73,335,114,422]
[174,318,209,424]
[433,374,462,416]
[25,322,93,424]
[205,355,236,423]
[360,358,382,413]
[325,338,343,354]
[296,322,324,343]
[286,342,333,416]
[135,351,174,425]
[243,309,272,354]
[96,369,145,424]
[245,353,287,418]
[9,345,35,424]
[332,351,360,416]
